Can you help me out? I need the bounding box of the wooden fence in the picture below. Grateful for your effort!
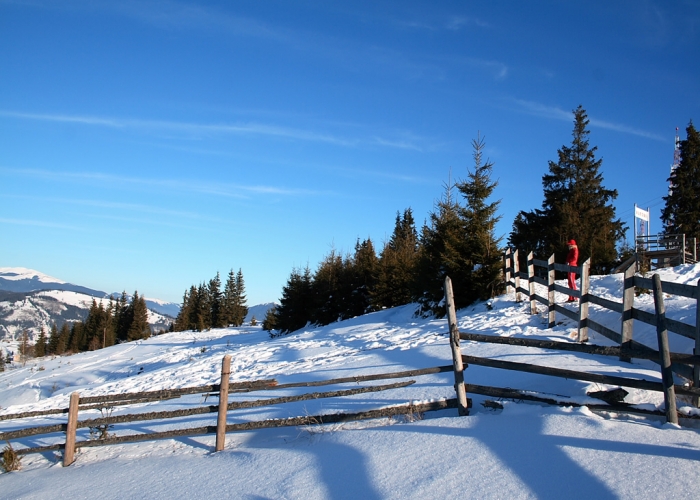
[503,248,700,405]
[0,361,466,467]
[444,275,700,424]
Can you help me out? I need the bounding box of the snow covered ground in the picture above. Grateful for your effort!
[1,265,699,499]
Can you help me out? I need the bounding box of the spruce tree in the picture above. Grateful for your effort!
[262,305,278,333]
[174,288,191,332]
[274,266,314,333]
[208,273,224,329]
[222,269,237,326]
[127,291,150,341]
[345,238,379,318]
[68,322,85,352]
[48,322,59,355]
[662,121,700,242]
[509,106,625,273]
[456,133,503,303]
[311,248,346,326]
[372,209,420,309]
[57,322,70,354]
[232,269,248,326]
[35,327,47,358]
[415,180,471,316]
[114,291,130,342]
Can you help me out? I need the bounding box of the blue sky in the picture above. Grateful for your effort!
[1,1,699,305]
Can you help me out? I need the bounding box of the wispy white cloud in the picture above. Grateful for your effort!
[2,0,289,43]
[446,16,491,30]
[0,109,442,152]
[5,193,218,221]
[0,217,83,231]
[1,167,328,199]
[0,110,358,147]
[510,99,666,141]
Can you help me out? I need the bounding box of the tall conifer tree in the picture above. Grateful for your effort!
[509,106,625,273]
[662,121,700,242]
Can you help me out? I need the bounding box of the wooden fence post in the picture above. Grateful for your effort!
[215,354,232,452]
[652,274,678,425]
[527,251,537,315]
[547,254,556,328]
[504,248,513,295]
[577,258,590,343]
[444,276,469,416]
[513,249,521,302]
[694,278,700,407]
[63,392,80,467]
[619,261,636,362]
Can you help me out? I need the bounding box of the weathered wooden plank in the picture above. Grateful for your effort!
[465,383,694,420]
[459,330,700,365]
[532,293,548,306]
[215,355,231,452]
[553,303,579,321]
[587,319,623,344]
[63,392,80,467]
[587,294,623,313]
[533,258,548,268]
[74,381,417,430]
[460,354,700,397]
[527,251,537,315]
[631,307,657,327]
[653,275,678,424]
[666,317,697,340]
[631,308,696,339]
[0,424,65,441]
[61,399,463,451]
[547,254,556,328]
[77,379,278,405]
[0,408,68,421]
[577,259,590,342]
[273,365,453,390]
[554,283,581,298]
[445,276,469,416]
[533,276,548,287]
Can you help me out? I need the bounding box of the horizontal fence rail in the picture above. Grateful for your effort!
[1,361,461,465]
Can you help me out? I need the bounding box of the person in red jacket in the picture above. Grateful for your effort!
[566,239,579,302]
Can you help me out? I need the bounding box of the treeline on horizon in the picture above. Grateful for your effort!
[30,291,151,357]
[265,107,700,336]
[172,269,249,332]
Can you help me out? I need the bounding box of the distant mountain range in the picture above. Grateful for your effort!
[0,267,275,341]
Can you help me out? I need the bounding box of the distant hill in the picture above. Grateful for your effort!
[245,302,276,324]
[0,267,178,341]
[0,267,105,297]
[0,267,276,341]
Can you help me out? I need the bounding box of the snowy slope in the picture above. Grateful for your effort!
[1,265,699,498]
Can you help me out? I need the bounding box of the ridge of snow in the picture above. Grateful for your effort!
[0,267,66,284]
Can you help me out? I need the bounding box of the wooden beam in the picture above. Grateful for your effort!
[652,274,678,424]
[461,354,700,397]
[445,276,469,416]
[215,354,232,452]
[63,392,80,467]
